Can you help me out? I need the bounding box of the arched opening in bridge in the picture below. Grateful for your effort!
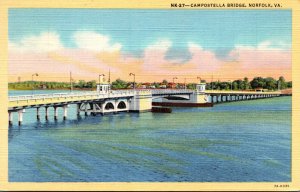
[117,101,126,109]
[105,102,114,110]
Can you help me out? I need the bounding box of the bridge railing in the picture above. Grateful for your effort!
[9,89,193,101]
[205,90,282,94]
[9,90,136,102]
[150,89,194,95]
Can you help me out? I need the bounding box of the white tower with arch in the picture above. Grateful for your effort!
[97,75,110,94]
[196,82,206,93]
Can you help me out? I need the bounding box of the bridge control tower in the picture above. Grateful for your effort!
[97,75,110,94]
[196,82,206,93]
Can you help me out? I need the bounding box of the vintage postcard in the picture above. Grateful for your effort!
[0,0,299,191]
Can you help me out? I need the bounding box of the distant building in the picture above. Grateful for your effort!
[40,84,47,89]
[167,82,177,89]
[254,87,268,92]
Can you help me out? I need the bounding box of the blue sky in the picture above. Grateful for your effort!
[9,9,291,58]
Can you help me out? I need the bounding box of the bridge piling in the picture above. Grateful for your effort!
[18,110,23,126]
[45,107,49,121]
[77,104,80,116]
[54,106,58,121]
[101,103,105,115]
[9,112,13,125]
[63,105,68,120]
[84,103,88,116]
[36,107,40,121]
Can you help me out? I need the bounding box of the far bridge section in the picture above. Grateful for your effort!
[205,90,282,104]
[151,84,212,107]
[8,82,285,126]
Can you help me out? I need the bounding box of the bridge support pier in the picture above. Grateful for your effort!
[9,112,13,125]
[85,103,88,116]
[45,107,49,121]
[54,106,58,121]
[223,95,226,102]
[36,107,40,121]
[101,103,105,115]
[76,103,81,116]
[63,105,68,120]
[18,110,23,126]
[129,90,152,112]
[218,95,221,103]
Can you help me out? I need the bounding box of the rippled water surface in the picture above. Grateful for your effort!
[8,90,291,182]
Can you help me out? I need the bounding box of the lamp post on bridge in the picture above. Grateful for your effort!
[70,71,73,93]
[31,73,38,95]
[129,73,135,89]
[173,77,178,83]
[197,76,202,91]
[173,77,178,89]
[197,76,201,82]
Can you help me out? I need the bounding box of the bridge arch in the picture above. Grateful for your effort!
[117,101,127,109]
[105,102,115,110]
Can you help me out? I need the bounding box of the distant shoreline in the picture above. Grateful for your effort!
[8,88,96,91]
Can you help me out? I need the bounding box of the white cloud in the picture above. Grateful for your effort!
[73,31,122,52]
[145,39,172,53]
[9,32,64,53]
[235,40,291,51]
[188,42,204,53]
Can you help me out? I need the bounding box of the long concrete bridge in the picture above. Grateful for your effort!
[8,83,283,125]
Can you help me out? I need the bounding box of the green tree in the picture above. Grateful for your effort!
[278,76,287,90]
[287,81,292,88]
[250,77,265,89]
[242,77,251,90]
[265,77,277,90]
[86,80,97,88]
[111,78,128,89]
[232,81,238,90]
[152,82,160,88]
[187,83,196,89]
[78,80,86,88]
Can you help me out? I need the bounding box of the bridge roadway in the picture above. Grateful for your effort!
[8,89,282,125]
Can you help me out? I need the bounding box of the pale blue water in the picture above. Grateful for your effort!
[8,90,291,182]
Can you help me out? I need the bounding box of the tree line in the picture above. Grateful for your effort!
[205,76,291,90]
[110,76,292,90]
[8,76,292,91]
[8,80,97,90]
